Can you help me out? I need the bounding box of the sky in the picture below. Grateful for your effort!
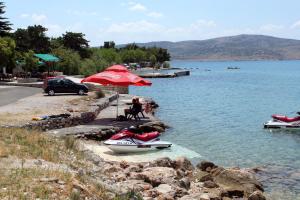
[4,0,300,46]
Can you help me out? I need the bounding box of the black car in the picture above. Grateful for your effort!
[44,78,88,96]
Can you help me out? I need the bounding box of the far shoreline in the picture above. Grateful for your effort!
[170,58,300,63]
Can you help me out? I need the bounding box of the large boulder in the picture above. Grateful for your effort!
[114,180,153,194]
[135,167,177,187]
[147,157,175,168]
[196,160,217,172]
[179,177,191,190]
[248,191,266,200]
[213,168,264,198]
[174,157,194,171]
[139,121,167,133]
[203,180,219,188]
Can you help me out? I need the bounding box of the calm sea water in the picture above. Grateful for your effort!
[130,60,300,199]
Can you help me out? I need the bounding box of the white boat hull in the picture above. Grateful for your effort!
[264,119,300,129]
[104,138,172,153]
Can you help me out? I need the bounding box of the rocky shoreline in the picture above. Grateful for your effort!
[81,149,266,200]
[0,91,268,199]
[73,96,267,199]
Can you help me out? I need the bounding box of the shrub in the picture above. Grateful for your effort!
[162,61,170,68]
[94,89,105,99]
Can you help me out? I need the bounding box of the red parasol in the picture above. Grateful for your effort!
[105,65,128,72]
[81,65,151,87]
[81,65,152,118]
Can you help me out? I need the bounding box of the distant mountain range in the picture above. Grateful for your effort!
[130,34,300,61]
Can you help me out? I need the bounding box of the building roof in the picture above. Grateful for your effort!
[34,54,60,62]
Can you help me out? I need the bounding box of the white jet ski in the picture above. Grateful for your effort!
[264,112,300,129]
[104,129,172,153]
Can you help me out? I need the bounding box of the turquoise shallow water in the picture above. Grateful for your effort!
[130,60,300,198]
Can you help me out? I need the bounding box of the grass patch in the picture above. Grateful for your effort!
[0,168,72,199]
[0,128,61,162]
[0,127,112,199]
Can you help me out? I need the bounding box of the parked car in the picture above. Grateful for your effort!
[44,78,88,96]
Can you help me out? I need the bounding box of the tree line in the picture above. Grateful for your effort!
[0,2,170,76]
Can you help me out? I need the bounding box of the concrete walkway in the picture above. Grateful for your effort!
[47,94,154,137]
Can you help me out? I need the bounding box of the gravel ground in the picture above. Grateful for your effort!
[0,91,95,126]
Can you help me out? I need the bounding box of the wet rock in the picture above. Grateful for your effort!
[203,180,219,188]
[179,177,191,190]
[139,121,167,133]
[248,191,266,200]
[175,156,194,171]
[194,170,210,182]
[197,160,217,172]
[210,167,225,176]
[213,168,264,197]
[200,174,214,182]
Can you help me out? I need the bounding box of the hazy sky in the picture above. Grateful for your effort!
[5,0,300,46]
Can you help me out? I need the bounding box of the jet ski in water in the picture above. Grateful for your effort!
[264,112,300,129]
[104,129,172,153]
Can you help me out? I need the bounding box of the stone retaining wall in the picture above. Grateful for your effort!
[0,81,43,88]
[23,94,118,131]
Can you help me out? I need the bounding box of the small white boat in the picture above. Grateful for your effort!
[104,129,172,153]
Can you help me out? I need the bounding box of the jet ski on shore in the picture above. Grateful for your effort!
[264,112,300,129]
[104,128,172,153]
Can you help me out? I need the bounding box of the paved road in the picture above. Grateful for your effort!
[0,86,41,107]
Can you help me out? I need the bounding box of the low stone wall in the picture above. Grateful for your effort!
[17,78,39,83]
[0,81,43,88]
[23,94,118,131]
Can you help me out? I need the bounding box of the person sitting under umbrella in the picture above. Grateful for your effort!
[124,98,142,119]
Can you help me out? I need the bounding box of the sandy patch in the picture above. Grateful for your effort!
[82,141,201,163]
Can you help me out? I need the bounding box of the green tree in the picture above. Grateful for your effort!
[14,25,50,53]
[120,49,136,63]
[90,48,121,66]
[149,54,157,67]
[0,2,12,36]
[80,59,97,76]
[22,50,39,73]
[62,32,90,58]
[156,48,170,63]
[134,49,146,63]
[52,47,81,75]
[103,41,115,49]
[50,37,63,50]
[13,28,30,52]
[0,37,15,72]
[123,43,139,50]
[27,25,50,53]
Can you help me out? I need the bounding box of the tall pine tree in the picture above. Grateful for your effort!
[0,2,12,36]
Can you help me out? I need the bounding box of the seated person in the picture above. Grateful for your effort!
[124,98,142,118]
